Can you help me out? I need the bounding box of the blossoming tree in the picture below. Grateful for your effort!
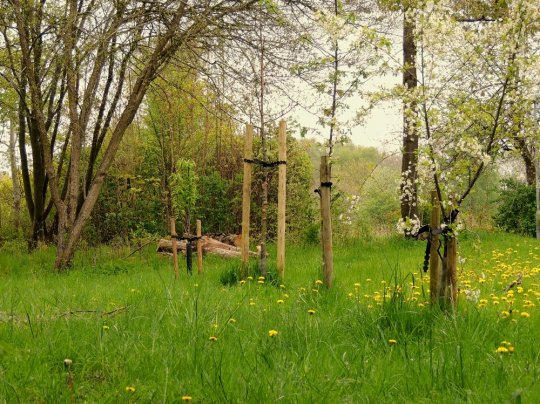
[401,0,540,306]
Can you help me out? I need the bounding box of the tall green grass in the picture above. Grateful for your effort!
[1,232,539,402]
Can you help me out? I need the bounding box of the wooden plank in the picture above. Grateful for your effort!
[277,120,287,281]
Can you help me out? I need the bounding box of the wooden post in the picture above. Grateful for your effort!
[196,219,203,274]
[443,235,458,307]
[277,120,287,281]
[439,198,458,308]
[241,124,254,278]
[320,156,333,288]
[429,191,441,304]
[170,217,179,279]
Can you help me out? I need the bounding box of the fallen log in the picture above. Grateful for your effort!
[157,236,258,258]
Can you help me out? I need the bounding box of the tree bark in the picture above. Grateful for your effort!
[400,9,419,223]
[9,116,21,235]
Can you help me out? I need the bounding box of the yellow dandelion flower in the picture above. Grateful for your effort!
[125,386,136,393]
[258,280,264,284]
[496,346,509,353]
[500,311,510,318]
[240,280,246,285]
[247,276,253,281]
[277,299,284,304]
[521,312,530,318]
[268,329,278,337]
[508,346,515,353]
[182,396,192,401]
[307,309,316,315]
[388,339,397,345]
[209,336,218,342]
[279,284,285,289]
[283,293,289,299]
[354,283,361,288]
[315,279,323,285]
[258,276,265,281]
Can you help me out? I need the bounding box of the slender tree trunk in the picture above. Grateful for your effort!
[400,9,419,223]
[9,116,21,235]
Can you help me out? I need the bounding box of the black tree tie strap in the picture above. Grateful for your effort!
[320,181,333,188]
[244,158,287,168]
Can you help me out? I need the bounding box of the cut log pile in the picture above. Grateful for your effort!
[157,236,258,259]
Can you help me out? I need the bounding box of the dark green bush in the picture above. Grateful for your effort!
[494,179,535,237]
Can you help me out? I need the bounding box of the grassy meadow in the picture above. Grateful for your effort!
[1,232,540,402]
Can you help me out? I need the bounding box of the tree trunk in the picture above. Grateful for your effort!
[9,116,21,236]
[400,9,419,223]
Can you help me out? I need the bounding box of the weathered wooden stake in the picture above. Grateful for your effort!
[320,156,333,288]
[439,197,458,308]
[196,219,203,274]
[277,120,287,281]
[429,191,441,304]
[441,235,458,307]
[241,124,254,278]
[170,217,179,279]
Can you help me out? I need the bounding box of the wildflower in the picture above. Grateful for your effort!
[500,311,510,319]
[495,346,509,353]
[277,299,284,304]
[247,276,253,281]
[283,294,289,299]
[258,280,264,284]
[508,346,515,353]
[102,325,110,331]
[182,396,192,401]
[229,318,236,324]
[315,280,323,285]
[268,329,278,337]
[126,386,136,393]
[63,359,73,368]
[209,336,218,342]
[307,309,316,315]
[388,339,397,345]
[520,312,530,318]
[501,341,512,346]
[354,283,361,288]
[279,284,286,289]
[240,280,246,285]
[258,276,265,281]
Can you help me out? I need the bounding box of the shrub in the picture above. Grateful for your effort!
[494,179,535,237]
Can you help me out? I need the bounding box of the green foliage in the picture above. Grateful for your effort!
[219,265,240,286]
[170,159,199,233]
[494,179,535,237]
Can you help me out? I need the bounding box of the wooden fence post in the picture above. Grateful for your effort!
[196,219,203,274]
[241,124,254,278]
[170,217,179,279]
[320,156,333,288]
[277,120,287,282]
[429,191,441,304]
